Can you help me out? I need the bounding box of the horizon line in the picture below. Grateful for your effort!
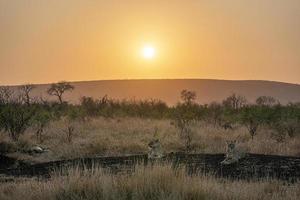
[2,78,300,87]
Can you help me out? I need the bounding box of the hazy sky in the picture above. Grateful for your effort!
[0,0,300,85]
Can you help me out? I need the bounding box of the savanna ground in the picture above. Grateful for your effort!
[1,117,300,163]
[1,164,300,200]
[0,117,300,200]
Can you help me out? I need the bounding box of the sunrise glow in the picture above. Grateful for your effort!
[0,1,299,85]
[142,45,155,59]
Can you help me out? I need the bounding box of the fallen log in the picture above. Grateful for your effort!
[1,153,300,182]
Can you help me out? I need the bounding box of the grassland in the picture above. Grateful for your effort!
[1,117,300,200]
[1,117,299,164]
[0,164,299,200]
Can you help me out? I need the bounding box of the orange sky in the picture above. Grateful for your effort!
[0,0,300,85]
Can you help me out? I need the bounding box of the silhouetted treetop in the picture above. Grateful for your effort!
[47,81,74,104]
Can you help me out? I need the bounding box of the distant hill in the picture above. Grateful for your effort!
[9,79,300,105]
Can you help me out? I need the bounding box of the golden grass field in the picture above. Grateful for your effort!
[1,117,299,163]
[0,164,299,200]
[1,117,300,200]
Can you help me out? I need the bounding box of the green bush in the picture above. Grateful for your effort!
[0,103,36,141]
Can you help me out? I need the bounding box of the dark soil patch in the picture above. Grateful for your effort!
[0,155,19,170]
[1,153,300,182]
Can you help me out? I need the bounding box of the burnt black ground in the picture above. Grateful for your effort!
[1,153,300,182]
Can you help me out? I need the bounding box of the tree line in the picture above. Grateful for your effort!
[0,82,299,146]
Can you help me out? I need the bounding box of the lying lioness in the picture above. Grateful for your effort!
[221,140,246,164]
[148,139,163,159]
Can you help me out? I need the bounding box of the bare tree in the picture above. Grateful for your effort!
[47,81,74,104]
[223,93,247,110]
[180,89,196,105]
[0,86,14,104]
[19,84,35,105]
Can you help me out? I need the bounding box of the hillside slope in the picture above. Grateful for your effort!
[9,79,300,105]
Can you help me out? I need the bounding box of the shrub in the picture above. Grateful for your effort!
[173,103,198,152]
[32,109,52,143]
[239,106,263,139]
[0,104,36,141]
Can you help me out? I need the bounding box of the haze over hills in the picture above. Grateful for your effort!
[9,79,300,105]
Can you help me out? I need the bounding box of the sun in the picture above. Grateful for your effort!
[142,45,155,59]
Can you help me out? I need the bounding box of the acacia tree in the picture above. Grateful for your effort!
[47,81,74,104]
[19,84,35,105]
[180,89,196,105]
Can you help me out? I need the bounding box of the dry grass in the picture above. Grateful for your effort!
[1,117,300,163]
[1,117,299,200]
[0,164,299,200]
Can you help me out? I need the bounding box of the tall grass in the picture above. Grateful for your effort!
[1,117,299,164]
[0,164,299,200]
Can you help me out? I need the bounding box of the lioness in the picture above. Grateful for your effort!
[148,139,163,159]
[221,140,246,164]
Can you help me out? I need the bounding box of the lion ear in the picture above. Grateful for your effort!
[233,140,237,143]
